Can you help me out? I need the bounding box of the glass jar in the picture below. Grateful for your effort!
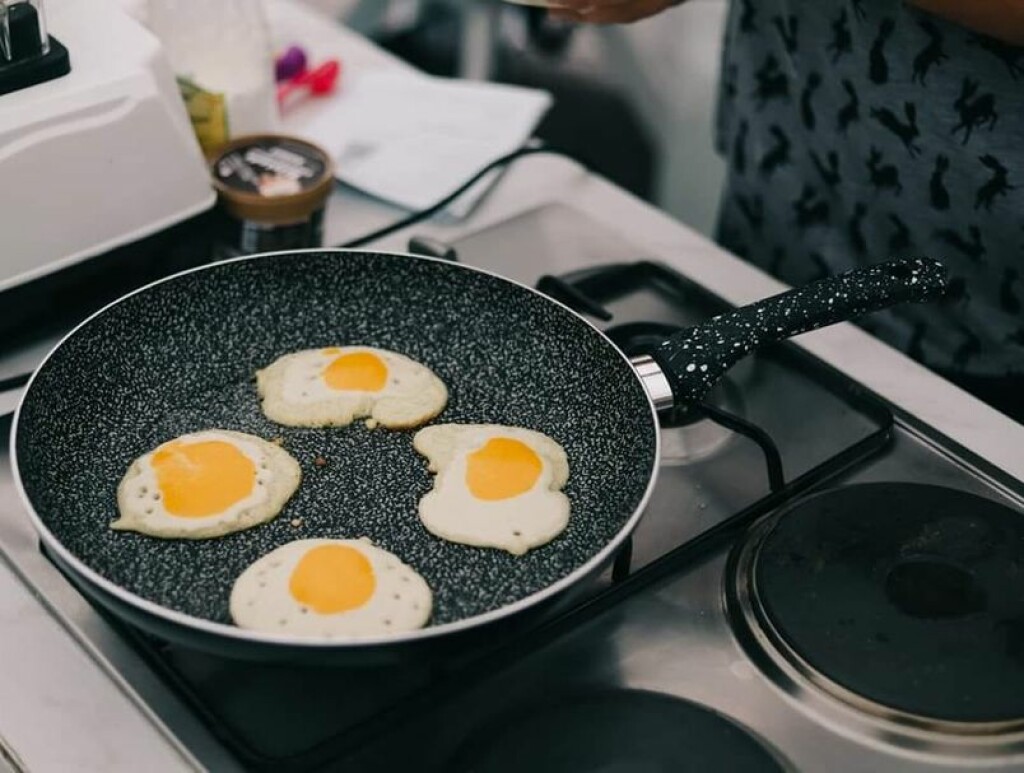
[210,134,334,257]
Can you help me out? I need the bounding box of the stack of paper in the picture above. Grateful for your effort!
[299,71,553,216]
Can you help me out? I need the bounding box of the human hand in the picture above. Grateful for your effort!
[548,0,684,24]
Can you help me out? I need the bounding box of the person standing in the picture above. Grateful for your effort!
[552,0,1024,422]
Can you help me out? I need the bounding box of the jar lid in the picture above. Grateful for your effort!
[210,134,334,225]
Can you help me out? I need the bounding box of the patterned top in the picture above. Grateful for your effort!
[714,0,1024,377]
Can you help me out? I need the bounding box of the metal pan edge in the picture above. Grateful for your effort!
[9,248,662,653]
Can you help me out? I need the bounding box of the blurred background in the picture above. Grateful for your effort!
[302,0,729,238]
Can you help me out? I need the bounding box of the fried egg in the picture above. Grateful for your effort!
[413,424,570,556]
[229,538,433,637]
[113,430,301,539]
[256,347,448,429]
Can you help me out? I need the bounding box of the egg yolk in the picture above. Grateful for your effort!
[152,440,255,518]
[289,545,376,614]
[323,351,387,392]
[466,438,542,501]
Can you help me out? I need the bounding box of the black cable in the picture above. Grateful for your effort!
[337,145,567,249]
[0,371,31,392]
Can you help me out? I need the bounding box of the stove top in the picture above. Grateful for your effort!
[64,253,892,770]
[392,436,1024,773]
[1,204,1023,772]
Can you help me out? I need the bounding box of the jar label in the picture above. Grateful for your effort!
[214,138,329,198]
[178,76,228,155]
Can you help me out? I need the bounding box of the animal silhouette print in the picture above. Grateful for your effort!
[945,275,969,304]
[754,55,789,109]
[773,15,799,54]
[971,35,1024,80]
[951,78,998,145]
[837,80,860,134]
[871,102,920,157]
[736,192,765,230]
[732,119,749,174]
[1000,268,1021,314]
[975,154,1015,211]
[810,149,841,188]
[929,155,950,210]
[888,214,910,252]
[808,251,831,280]
[801,73,823,130]
[793,185,830,229]
[828,9,852,62]
[739,0,757,33]
[912,20,948,85]
[848,202,868,255]
[859,318,880,336]
[869,19,895,84]
[866,147,903,195]
[759,126,791,177]
[952,323,982,370]
[906,322,927,362]
[851,0,866,22]
[934,224,986,263]
[723,64,738,101]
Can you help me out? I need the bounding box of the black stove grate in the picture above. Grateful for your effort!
[48,260,895,772]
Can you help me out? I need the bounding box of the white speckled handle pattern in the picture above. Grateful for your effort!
[652,257,948,404]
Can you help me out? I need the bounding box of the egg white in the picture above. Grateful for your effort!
[413,424,571,556]
[229,538,433,637]
[113,430,301,539]
[256,346,448,429]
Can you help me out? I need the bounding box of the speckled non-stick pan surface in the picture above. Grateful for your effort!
[14,251,658,643]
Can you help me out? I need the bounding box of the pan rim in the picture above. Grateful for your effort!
[10,247,662,650]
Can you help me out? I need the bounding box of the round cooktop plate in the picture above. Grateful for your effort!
[749,482,1024,723]
[450,688,784,772]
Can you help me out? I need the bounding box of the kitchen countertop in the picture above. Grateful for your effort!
[0,2,1021,771]
[0,547,198,771]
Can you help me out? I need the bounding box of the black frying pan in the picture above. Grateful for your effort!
[11,250,946,664]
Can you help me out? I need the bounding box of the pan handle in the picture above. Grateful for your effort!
[650,257,948,405]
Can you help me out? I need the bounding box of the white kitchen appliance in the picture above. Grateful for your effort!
[0,0,214,293]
